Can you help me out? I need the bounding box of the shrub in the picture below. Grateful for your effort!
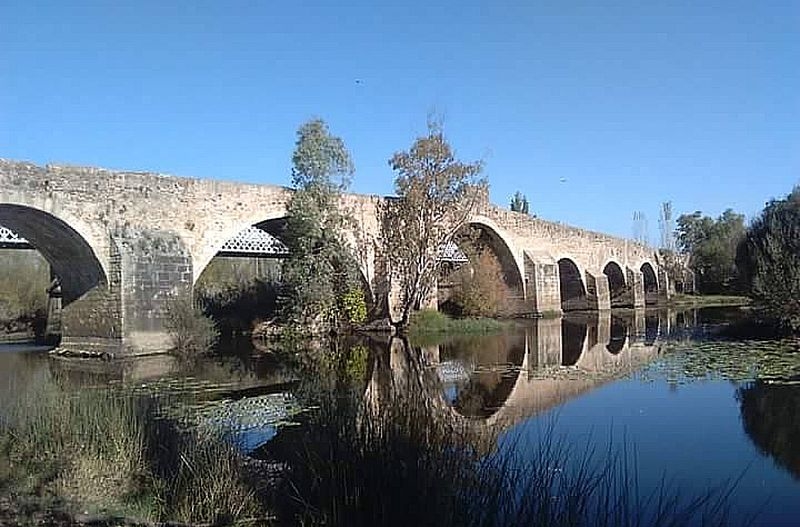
[453,250,510,317]
[164,291,219,357]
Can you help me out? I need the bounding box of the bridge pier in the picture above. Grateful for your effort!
[658,267,671,301]
[58,229,192,356]
[585,271,611,310]
[523,251,562,316]
[626,267,646,308]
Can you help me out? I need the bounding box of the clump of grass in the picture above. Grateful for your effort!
[164,291,220,358]
[0,375,268,525]
[409,309,507,340]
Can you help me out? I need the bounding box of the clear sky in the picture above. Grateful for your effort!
[1,1,798,240]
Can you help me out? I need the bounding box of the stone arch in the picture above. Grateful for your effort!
[194,215,375,317]
[0,204,107,304]
[455,216,526,309]
[640,261,658,305]
[557,257,588,311]
[193,212,289,284]
[603,260,628,308]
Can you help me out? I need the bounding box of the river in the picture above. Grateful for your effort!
[1,306,798,525]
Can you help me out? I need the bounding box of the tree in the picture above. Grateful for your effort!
[632,211,649,246]
[658,201,674,251]
[279,119,363,329]
[381,120,486,330]
[736,187,800,331]
[509,191,529,214]
[675,209,745,294]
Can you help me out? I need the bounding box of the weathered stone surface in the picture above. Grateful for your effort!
[0,159,669,355]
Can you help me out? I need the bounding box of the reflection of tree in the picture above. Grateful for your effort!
[738,380,800,479]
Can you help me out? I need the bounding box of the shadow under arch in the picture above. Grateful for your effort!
[557,258,588,311]
[640,262,658,305]
[603,261,628,308]
[0,204,106,304]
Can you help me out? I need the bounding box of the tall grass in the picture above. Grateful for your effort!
[0,375,268,525]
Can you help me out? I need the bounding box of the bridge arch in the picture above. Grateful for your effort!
[602,260,628,308]
[557,257,588,311]
[464,216,526,303]
[0,203,108,304]
[195,215,375,319]
[640,261,658,305]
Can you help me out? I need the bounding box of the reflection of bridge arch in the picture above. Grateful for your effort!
[0,204,108,304]
[363,318,666,448]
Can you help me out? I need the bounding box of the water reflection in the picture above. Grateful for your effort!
[738,379,800,480]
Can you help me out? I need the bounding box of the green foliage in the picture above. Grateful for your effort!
[280,119,364,331]
[509,191,529,214]
[408,309,506,342]
[382,119,486,329]
[340,288,367,325]
[737,187,800,332]
[675,209,745,294]
[0,250,49,334]
[453,250,510,318]
[164,291,219,358]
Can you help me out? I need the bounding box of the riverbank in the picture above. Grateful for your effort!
[667,293,750,308]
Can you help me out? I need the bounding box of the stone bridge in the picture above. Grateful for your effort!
[0,159,668,356]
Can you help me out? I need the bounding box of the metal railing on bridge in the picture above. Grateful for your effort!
[0,222,471,262]
[0,225,32,250]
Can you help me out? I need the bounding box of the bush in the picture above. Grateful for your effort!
[164,291,219,357]
[737,187,800,332]
[453,250,510,317]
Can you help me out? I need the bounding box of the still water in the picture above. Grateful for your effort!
[1,307,799,525]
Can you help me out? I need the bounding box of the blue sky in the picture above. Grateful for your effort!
[1,1,798,240]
